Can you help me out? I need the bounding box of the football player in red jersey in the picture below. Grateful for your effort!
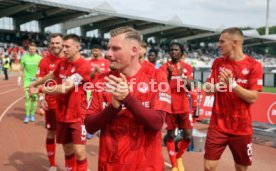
[87,44,110,139]
[29,34,91,171]
[89,44,110,80]
[36,33,63,171]
[85,26,171,171]
[160,42,193,171]
[139,41,156,74]
[204,27,263,171]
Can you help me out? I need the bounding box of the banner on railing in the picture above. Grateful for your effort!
[198,92,276,124]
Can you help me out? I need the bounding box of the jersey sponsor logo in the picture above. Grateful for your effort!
[102,101,150,109]
[257,79,263,86]
[137,83,149,93]
[242,68,249,75]
[267,102,276,124]
[219,67,225,72]
[236,79,248,84]
[103,102,108,109]
[159,92,171,104]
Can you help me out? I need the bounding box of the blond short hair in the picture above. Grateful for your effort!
[141,41,147,49]
[110,26,142,44]
[221,27,244,42]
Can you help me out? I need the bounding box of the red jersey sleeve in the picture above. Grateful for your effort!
[151,71,171,113]
[186,64,193,80]
[36,58,47,78]
[78,62,91,83]
[159,63,168,75]
[248,61,263,91]
[206,58,219,84]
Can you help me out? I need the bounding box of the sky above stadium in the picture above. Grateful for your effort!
[51,0,276,30]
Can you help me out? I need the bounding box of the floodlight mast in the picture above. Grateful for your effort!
[265,0,270,35]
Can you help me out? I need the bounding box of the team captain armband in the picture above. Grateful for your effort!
[68,73,83,86]
[159,92,171,104]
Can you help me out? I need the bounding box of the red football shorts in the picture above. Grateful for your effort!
[56,121,87,145]
[45,109,56,131]
[165,112,192,130]
[204,128,252,166]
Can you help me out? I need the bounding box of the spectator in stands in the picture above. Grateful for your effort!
[2,55,10,80]
[85,26,171,170]
[204,27,263,171]
[160,42,193,171]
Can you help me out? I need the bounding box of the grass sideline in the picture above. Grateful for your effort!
[263,86,276,93]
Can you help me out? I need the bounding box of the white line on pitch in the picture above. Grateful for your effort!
[0,88,18,95]
[0,83,17,89]
[0,96,24,122]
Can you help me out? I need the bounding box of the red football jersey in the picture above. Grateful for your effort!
[160,61,193,114]
[89,57,110,81]
[206,55,263,135]
[53,57,90,122]
[37,53,61,109]
[141,60,156,74]
[87,67,171,170]
[190,88,199,108]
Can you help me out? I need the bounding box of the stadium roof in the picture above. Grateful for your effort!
[0,0,276,47]
[0,0,90,28]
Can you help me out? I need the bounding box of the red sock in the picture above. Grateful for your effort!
[167,138,177,167]
[77,158,88,171]
[176,139,190,158]
[46,138,56,166]
[65,153,77,171]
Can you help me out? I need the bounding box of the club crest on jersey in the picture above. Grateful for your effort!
[219,67,225,72]
[71,67,75,73]
[137,83,149,93]
[242,68,249,75]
